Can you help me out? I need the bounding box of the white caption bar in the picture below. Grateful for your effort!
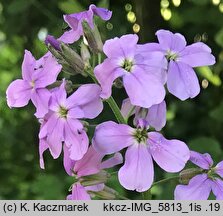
[0,201,223,216]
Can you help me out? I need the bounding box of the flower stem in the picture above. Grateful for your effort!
[105,97,127,124]
[152,176,179,188]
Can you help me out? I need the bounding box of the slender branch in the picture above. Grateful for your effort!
[105,97,127,124]
[152,176,179,188]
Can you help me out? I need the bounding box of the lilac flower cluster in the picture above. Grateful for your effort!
[6,4,222,200]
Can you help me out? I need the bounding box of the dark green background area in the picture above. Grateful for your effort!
[0,0,223,200]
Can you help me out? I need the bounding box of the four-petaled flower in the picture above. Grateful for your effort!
[93,121,190,192]
[138,29,216,100]
[174,151,223,200]
[39,81,103,161]
[6,51,62,118]
[59,4,112,44]
[94,34,167,108]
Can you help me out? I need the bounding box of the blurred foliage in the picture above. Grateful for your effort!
[0,0,223,200]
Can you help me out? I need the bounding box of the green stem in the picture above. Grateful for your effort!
[152,176,179,188]
[85,67,126,124]
[106,97,127,124]
[98,53,102,64]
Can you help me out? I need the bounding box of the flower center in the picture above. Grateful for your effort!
[122,59,133,72]
[30,80,35,88]
[58,106,68,118]
[166,50,178,61]
[133,128,148,144]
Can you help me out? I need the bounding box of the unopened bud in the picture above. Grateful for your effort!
[80,42,91,64]
[179,168,203,184]
[80,170,110,187]
[82,21,103,53]
[45,35,61,51]
[113,78,123,88]
[90,186,116,200]
[60,43,85,74]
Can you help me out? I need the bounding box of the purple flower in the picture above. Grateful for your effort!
[93,121,189,192]
[174,151,223,200]
[39,81,103,161]
[138,30,216,100]
[66,146,123,200]
[94,34,167,108]
[6,51,62,118]
[121,98,166,131]
[59,4,112,44]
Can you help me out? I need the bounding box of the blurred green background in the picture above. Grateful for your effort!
[0,0,223,200]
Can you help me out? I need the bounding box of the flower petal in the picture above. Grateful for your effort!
[22,50,35,81]
[190,151,213,170]
[94,58,124,99]
[103,34,138,59]
[92,121,134,154]
[90,4,112,20]
[31,88,51,118]
[123,67,165,108]
[156,29,186,52]
[211,178,223,200]
[180,42,216,67]
[64,123,88,161]
[148,132,190,172]
[6,80,32,108]
[59,29,81,44]
[63,145,75,176]
[118,144,154,192]
[101,153,123,169]
[174,174,212,200]
[137,43,163,52]
[39,138,49,169]
[167,61,200,100]
[67,183,91,200]
[66,84,103,119]
[120,98,136,119]
[49,81,67,111]
[215,161,223,178]
[34,53,62,88]
[46,115,64,159]
[74,146,103,177]
[146,100,166,131]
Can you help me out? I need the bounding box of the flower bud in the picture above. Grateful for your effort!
[45,35,61,51]
[80,170,110,187]
[82,21,103,53]
[80,42,91,64]
[179,168,203,184]
[60,43,85,74]
[90,186,116,200]
[113,78,123,88]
